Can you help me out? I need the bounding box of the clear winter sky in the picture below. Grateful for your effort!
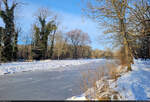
[0,0,108,50]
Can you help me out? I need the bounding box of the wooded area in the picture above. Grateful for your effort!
[0,0,150,69]
[0,0,114,62]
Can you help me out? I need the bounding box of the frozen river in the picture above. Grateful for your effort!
[0,59,109,100]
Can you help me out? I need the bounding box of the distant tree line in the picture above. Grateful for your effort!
[0,0,113,62]
[17,28,114,61]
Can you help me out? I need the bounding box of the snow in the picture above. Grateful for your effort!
[67,94,87,100]
[68,59,150,100]
[116,59,150,100]
[1,58,149,100]
[0,59,102,76]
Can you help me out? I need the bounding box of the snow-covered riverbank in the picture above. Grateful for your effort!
[68,59,150,100]
[0,59,102,76]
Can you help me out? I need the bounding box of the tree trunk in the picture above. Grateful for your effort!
[73,45,78,59]
[121,18,133,71]
[50,30,56,59]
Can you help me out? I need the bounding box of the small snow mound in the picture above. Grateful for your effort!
[0,70,4,75]
[67,95,87,100]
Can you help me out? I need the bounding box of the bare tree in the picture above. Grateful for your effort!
[128,0,150,59]
[84,0,135,70]
[54,31,66,60]
[67,29,91,59]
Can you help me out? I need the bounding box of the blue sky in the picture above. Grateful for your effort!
[0,0,108,50]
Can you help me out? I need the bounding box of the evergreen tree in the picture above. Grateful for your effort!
[0,0,18,62]
[32,9,57,60]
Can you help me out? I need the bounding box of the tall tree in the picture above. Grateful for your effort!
[128,0,150,59]
[49,19,57,59]
[0,0,18,61]
[32,8,57,60]
[0,27,4,62]
[84,0,134,70]
[54,31,66,60]
[12,27,21,60]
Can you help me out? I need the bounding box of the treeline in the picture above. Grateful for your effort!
[18,44,114,61]
[0,0,113,62]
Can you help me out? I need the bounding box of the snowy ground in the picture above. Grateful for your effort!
[0,59,101,76]
[68,59,150,100]
[116,59,150,100]
[1,58,149,100]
